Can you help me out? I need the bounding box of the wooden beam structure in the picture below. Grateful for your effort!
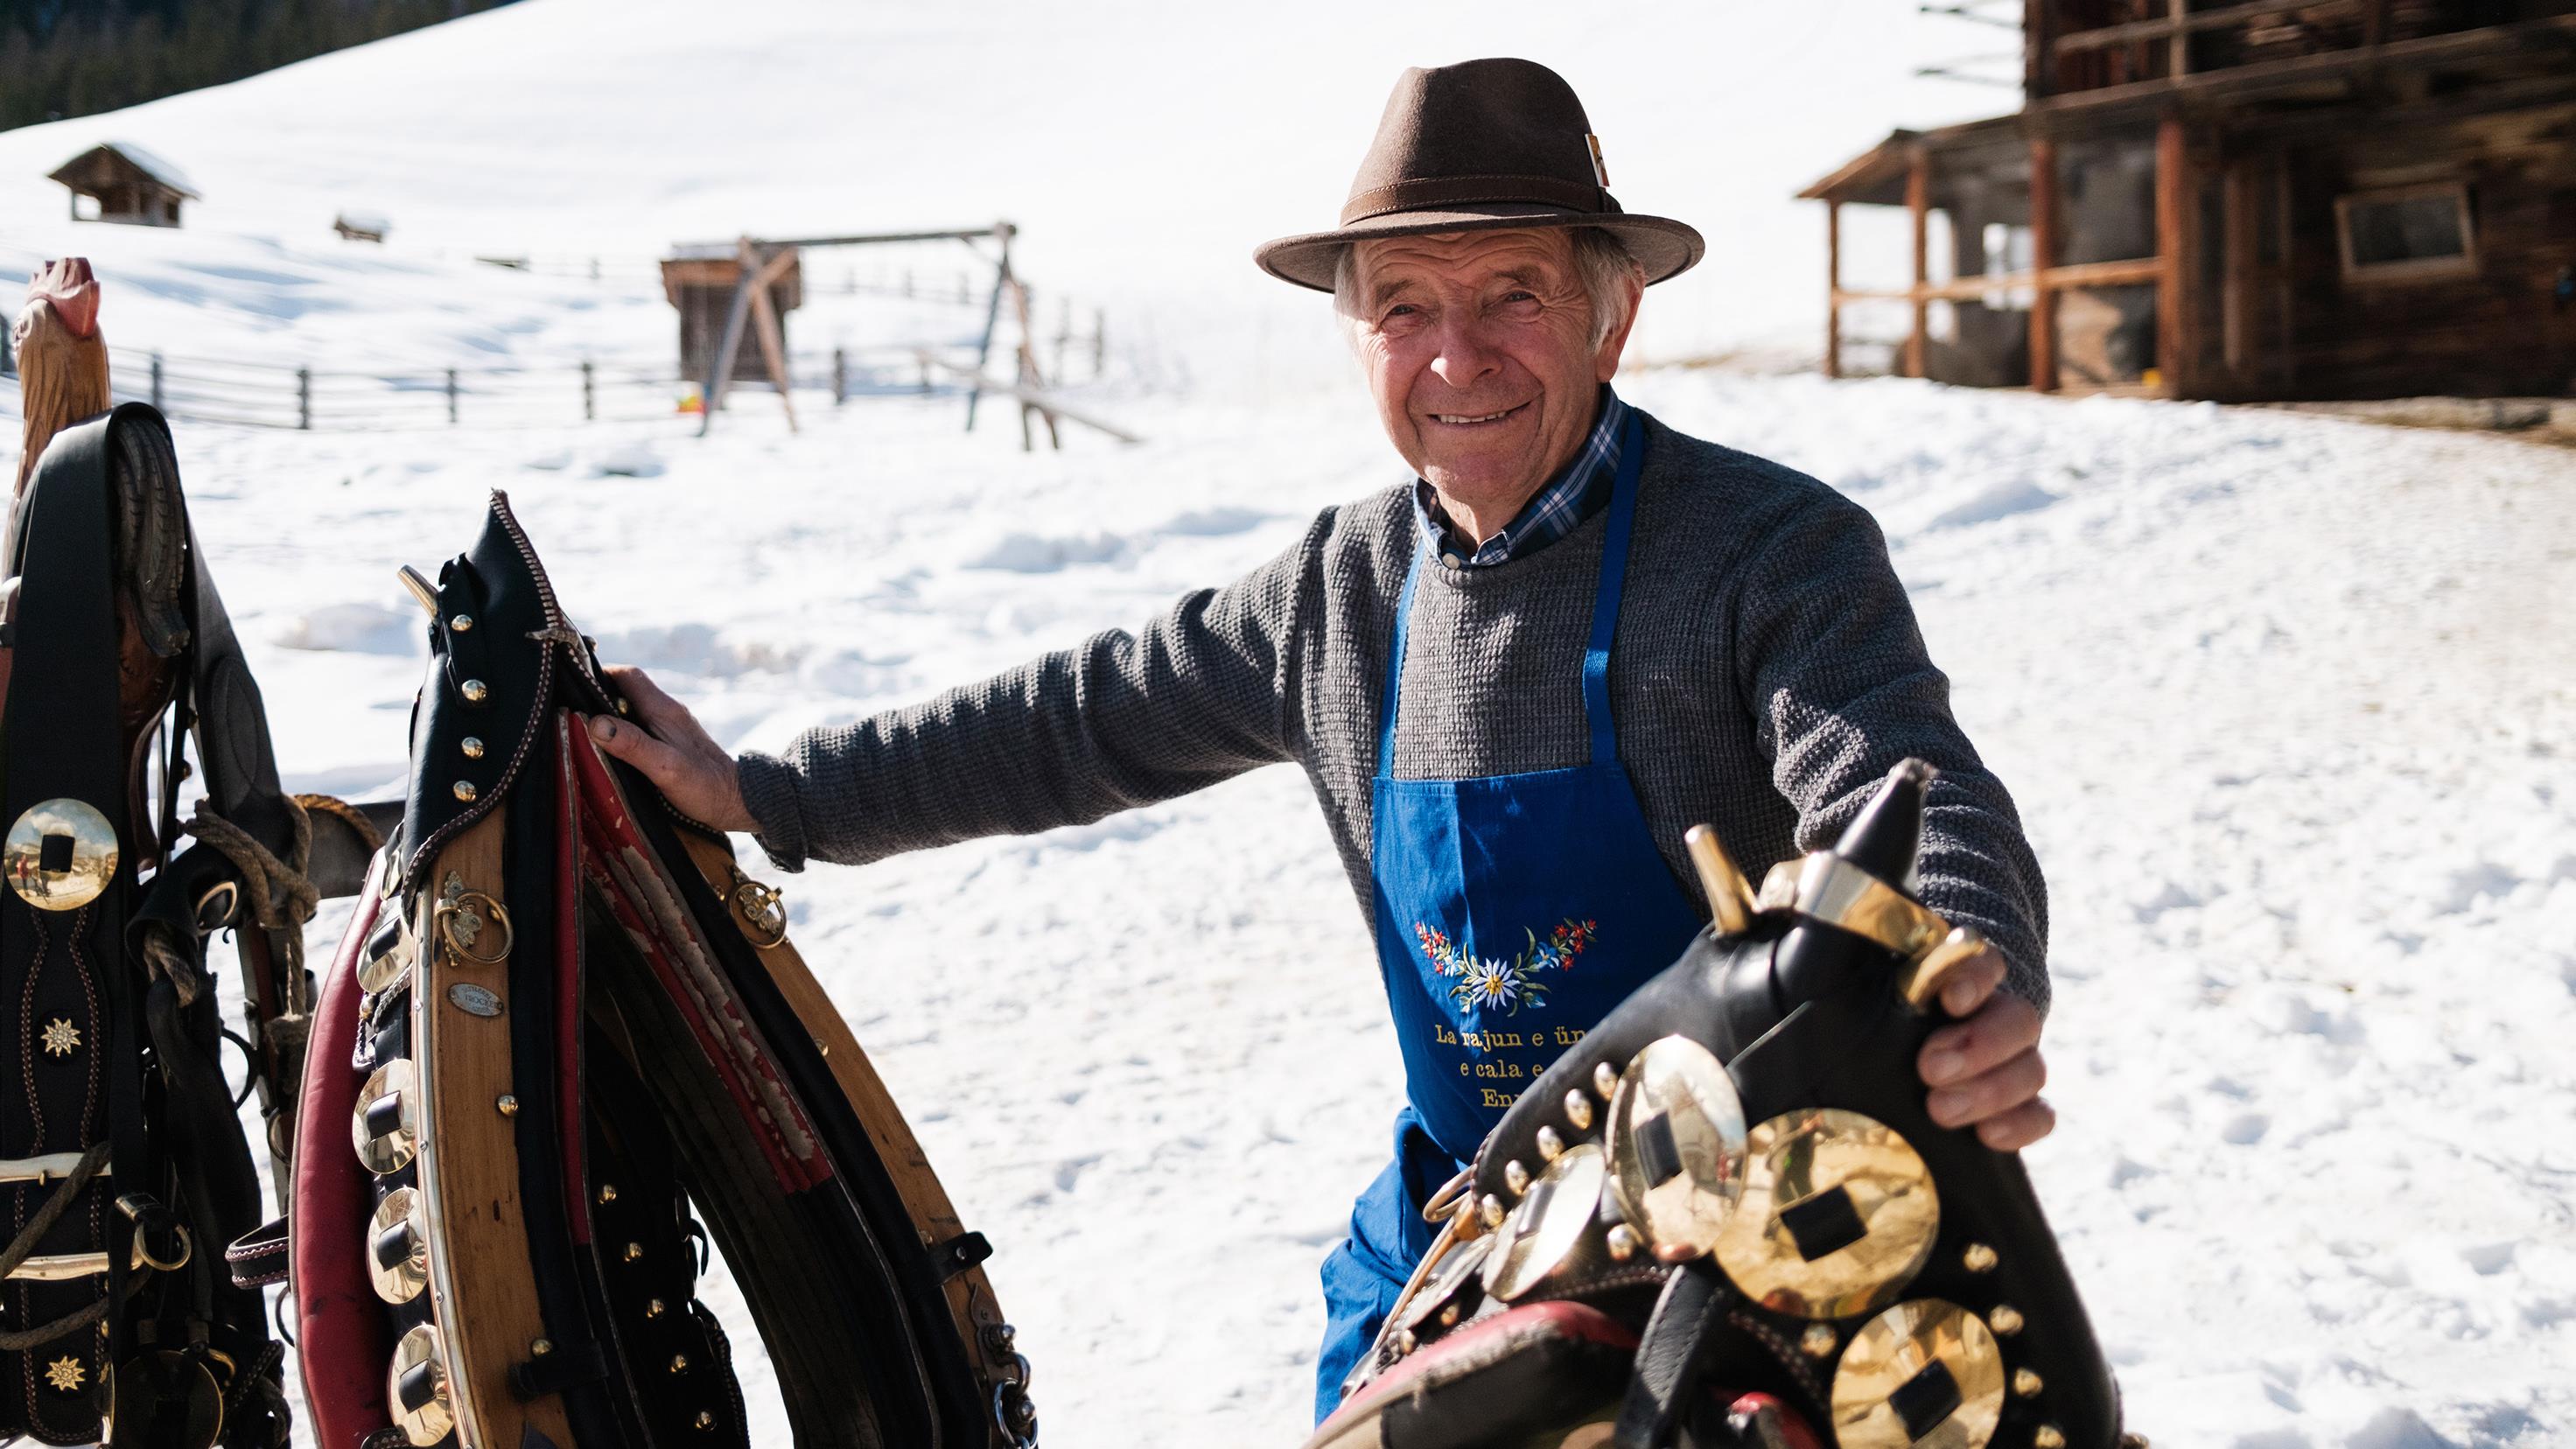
[2155,115,2188,396]
[2221,160,2258,374]
[2029,136,2058,391]
[1906,149,1930,380]
[1834,256,2162,307]
[1825,202,1843,381]
[2053,0,2363,55]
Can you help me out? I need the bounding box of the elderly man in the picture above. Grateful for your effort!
[592,57,2054,1422]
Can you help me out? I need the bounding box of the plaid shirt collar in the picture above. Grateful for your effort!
[1413,387,1628,569]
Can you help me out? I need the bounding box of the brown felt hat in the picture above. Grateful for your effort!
[1255,57,1704,293]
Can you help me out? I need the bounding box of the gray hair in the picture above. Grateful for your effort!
[1333,227,1645,349]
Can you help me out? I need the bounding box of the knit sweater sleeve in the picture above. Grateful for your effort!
[1730,490,2053,1013]
[732,510,1325,872]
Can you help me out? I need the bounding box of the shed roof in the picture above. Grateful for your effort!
[48,141,200,200]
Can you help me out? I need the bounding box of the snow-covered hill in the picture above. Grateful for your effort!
[2,5,2572,1447]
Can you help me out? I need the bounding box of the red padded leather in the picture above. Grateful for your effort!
[1308,1300,1640,1448]
[291,852,395,1446]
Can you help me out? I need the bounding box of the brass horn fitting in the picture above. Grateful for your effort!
[1683,824,1759,936]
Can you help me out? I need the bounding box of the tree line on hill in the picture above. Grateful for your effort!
[2,0,519,133]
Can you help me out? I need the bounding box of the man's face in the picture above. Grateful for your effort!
[1346,228,1637,522]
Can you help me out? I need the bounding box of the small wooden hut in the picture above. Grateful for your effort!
[660,244,803,384]
[49,142,197,228]
[334,212,390,243]
[1804,2,2576,401]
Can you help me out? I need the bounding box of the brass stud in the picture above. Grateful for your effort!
[452,780,478,803]
[494,1093,517,1116]
[2014,1368,2044,1398]
[460,679,489,704]
[1564,1089,1595,1133]
[530,1339,553,1357]
[1963,1242,1999,1273]
[461,736,486,760]
[449,614,474,634]
[1536,1126,1565,1162]
[625,1242,645,1263]
[1479,1194,1506,1229]
[646,1297,667,1318]
[1592,1061,1620,1098]
[1800,1323,1838,1358]
[1438,1303,1460,1327]
[1606,1224,1642,1263]
[694,1412,715,1432]
[1502,1159,1530,1196]
[668,1354,689,1375]
[2034,1428,2067,1449]
[615,698,632,717]
[597,1183,618,1205]
[1394,1328,1418,1356]
[1989,1304,2024,1336]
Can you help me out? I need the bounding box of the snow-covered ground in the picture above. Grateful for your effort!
[4,3,2573,1446]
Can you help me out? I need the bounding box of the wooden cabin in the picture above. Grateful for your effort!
[659,245,803,384]
[49,142,197,228]
[1804,2,2576,400]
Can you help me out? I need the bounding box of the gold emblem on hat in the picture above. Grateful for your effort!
[40,1018,81,1058]
[1712,1109,1938,1320]
[5,799,119,912]
[1829,1298,2006,1449]
[44,1355,86,1393]
[1585,133,1610,189]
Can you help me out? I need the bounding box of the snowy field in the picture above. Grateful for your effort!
[3,2,2573,1446]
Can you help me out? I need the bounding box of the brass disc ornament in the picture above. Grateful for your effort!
[1480,1143,1610,1303]
[1605,1034,1747,1263]
[368,1186,430,1304]
[352,1058,420,1176]
[4,798,119,912]
[1712,1109,1937,1320]
[388,1323,458,1448]
[1830,1298,2006,1449]
[103,1350,223,1449]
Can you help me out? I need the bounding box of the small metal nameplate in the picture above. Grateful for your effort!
[447,983,504,1018]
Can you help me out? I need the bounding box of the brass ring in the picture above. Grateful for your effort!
[137,1222,193,1274]
[731,878,788,949]
[1419,1167,1474,1226]
[436,890,514,964]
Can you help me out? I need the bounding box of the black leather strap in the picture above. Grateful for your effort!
[1613,1261,1735,1449]
[225,1220,290,1290]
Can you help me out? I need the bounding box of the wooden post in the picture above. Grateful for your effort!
[833,347,848,405]
[1092,308,1106,379]
[1906,150,1930,381]
[1825,201,1843,381]
[2168,0,2189,78]
[582,360,595,422]
[447,368,459,424]
[2222,162,2257,377]
[150,352,163,411]
[965,224,1015,432]
[2029,137,2058,392]
[2156,115,2188,396]
[298,368,312,430]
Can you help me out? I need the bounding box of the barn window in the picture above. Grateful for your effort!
[2334,185,2474,283]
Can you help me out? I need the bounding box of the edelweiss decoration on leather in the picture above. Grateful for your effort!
[284,492,1036,1449]
[1316,762,2143,1449]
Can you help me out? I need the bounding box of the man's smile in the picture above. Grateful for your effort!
[1423,401,1534,428]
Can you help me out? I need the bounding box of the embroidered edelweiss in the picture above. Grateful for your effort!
[40,1018,80,1057]
[44,1355,84,1393]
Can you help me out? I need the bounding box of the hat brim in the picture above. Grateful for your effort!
[1253,203,1704,292]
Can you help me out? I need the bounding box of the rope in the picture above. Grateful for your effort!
[181,798,318,979]
[293,791,384,855]
[0,1142,147,1352]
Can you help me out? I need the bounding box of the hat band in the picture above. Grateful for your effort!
[1340,172,1608,226]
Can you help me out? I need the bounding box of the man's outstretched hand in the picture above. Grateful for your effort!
[1914,943,2054,1151]
[587,665,758,833]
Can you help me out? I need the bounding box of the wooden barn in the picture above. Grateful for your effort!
[659,243,803,385]
[49,142,197,228]
[1804,2,2576,400]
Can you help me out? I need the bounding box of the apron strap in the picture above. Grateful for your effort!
[1376,531,1429,777]
[1581,412,1649,767]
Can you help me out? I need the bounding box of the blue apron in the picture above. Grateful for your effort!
[1314,415,1704,1418]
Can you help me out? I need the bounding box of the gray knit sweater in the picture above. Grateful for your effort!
[737,410,2051,1012]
